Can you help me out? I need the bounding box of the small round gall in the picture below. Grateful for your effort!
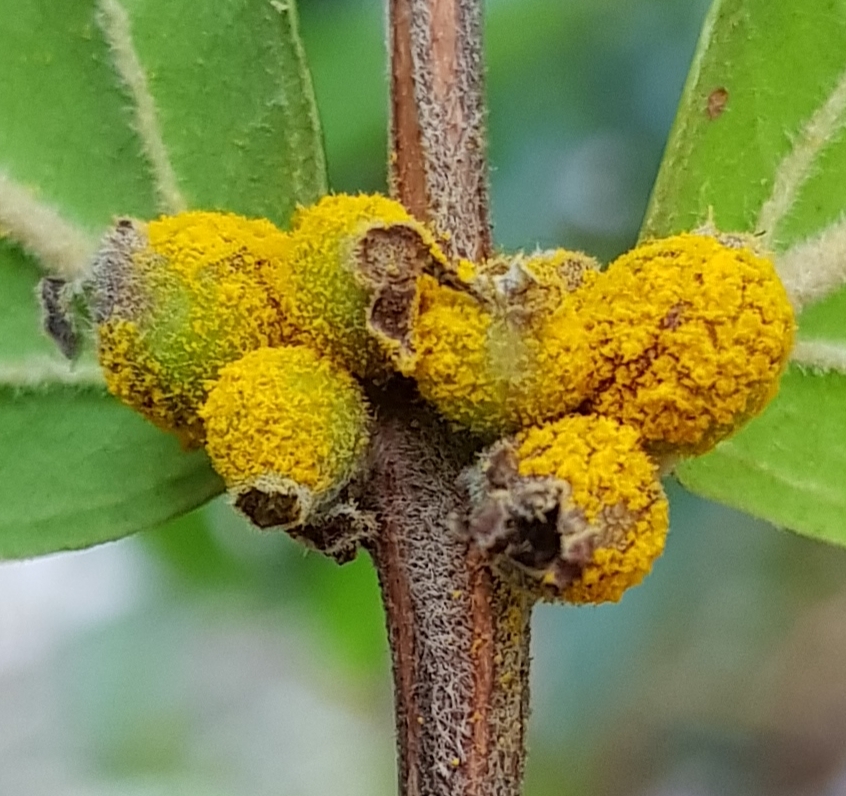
[458,414,669,605]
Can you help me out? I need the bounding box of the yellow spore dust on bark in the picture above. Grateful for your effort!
[580,233,795,455]
[200,345,370,502]
[515,414,669,605]
[410,273,594,438]
[94,213,291,446]
[271,193,443,376]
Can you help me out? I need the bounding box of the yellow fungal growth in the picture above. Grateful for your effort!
[580,233,795,455]
[459,414,668,605]
[200,345,370,530]
[516,415,669,605]
[471,248,599,318]
[455,258,478,283]
[92,213,290,445]
[146,212,290,281]
[411,275,513,436]
[271,193,446,376]
[410,272,594,438]
[519,302,596,429]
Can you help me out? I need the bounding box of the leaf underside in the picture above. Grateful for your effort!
[644,0,846,544]
[0,0,326,558]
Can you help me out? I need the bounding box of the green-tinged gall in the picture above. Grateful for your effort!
[410,250,597,438]
[91,212,290,445]
[271,193,448,376]
[199,345,371,536]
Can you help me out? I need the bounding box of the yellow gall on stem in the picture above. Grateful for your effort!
[410,254,596,438]
[471,248,599,318]
[411,275,514,436]
[459,414,668,605]
[200,345,370,531]
[271,193,447,376]
[92,213,290,445]
[579,233,795,455]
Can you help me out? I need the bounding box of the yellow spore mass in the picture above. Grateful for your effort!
[410,270,594,438]
[411,275,512,436]
[272,193,443,376]
[200,345,370,527]
[580,233,795,455]
[521,248,597,294]
[146,212,290,282]
[94,212,290,445]
[472,248,599,318]
[515,414,669,605]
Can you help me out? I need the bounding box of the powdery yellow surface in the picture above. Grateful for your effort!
[519,302,594,429]
[522,249,597,293]
[147,211,291,282]
[411,274,594,438]
[516,415,669,605]
[455,258,477,282]
[97,213,290,445]
[97,316,203,439]
[272,193,437,376]
[581,234,795,455]
[412,275,512,436]
[200,346,369,495]
[495,248,599,316]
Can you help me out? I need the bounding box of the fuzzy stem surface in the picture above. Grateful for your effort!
[366,402,532,796]
[364,2,534,794]
[389,0,492,263]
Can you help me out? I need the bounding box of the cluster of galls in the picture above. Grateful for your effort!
[43,194,795,605]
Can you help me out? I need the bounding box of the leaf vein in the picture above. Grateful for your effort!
[777,214,846,310]
[790,338,846,374]
[0,170,96,278]
[96,0,187,215]
[757,62,846,243]
[0,357,105,388]
[715,441,846,506]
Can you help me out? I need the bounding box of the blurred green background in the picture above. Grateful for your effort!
[4,1,846,794]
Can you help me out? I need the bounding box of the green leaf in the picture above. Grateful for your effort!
[0,387,222,558]
[0,0,326,559]
[114,0,327,224]
[643,0,846,543]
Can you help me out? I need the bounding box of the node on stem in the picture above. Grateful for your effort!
[410,248,600,438]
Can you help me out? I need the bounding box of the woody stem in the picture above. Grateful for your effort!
[362,2,534,795]
[388,0,492,264]
[366,404,533,796]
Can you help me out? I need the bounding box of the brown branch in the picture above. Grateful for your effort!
[390,0,430,223]
[360,4,534,795]
[389,0,492,262]
[365,403,532,796]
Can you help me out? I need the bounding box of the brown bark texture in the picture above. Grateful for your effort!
[359,2,535,795]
